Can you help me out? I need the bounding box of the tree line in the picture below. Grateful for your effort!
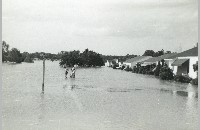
[142,49,172,57]
[2,41,61,63]
[2,40,174,66]
[2,41,28,63]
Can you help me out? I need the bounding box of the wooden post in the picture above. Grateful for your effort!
[42,56,45,93]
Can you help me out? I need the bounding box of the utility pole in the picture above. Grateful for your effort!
[42,54,45,94]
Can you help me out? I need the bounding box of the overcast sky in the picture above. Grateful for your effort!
[2,0,198,55]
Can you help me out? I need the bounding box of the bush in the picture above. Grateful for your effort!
[138,67,147,74]
[132,66,138,73]
[124,66,132,71]
[191,78,198,85]
[147,71,154,75]
[112,64,119,69]
[24,54,34,63]
[154,65,161,76]
[159,66,174,80]
[174,75,192,83]
[121,65,125,70]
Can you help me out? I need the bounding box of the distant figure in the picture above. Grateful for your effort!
[65,68,69,78]
[70,67,76,78]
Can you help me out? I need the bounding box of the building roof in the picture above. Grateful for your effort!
[166,47,198,59]
[142,53,177,63]
[171,59,189,66]
[124,56,152,63]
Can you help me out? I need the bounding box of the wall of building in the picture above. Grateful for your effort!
[177,60,189,75]
[105,61,111,67]
[189,57,198,78]
[164,60,174,68]
[174,57,198,79]
[173,66,178,74]
[123,62,131,67]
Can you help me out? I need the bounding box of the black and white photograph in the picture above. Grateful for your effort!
[2,0,198,130]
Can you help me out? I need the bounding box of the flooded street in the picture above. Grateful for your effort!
[2,61,198,130]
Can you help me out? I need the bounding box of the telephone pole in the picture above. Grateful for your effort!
[42,54,45,94]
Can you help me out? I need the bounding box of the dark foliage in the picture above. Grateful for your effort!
[159,66,174,80]
[174,75,192,83]
[7,48,23,63]
[147,71,154,75]
[143,49,166,57]
[193,62,198,72]
[30,52,60,61]
[2,41,9,62]
[24,54,34,63]
[121,65,125,70]
[154,62,161,76]
[191,78,198,85]
[124,66,132,71]
[59,49,104,67]
[112,64,119,69]
[138,67,146,74]
[132,66,137,73]
[142,50,155,57]
[153,49,164,57]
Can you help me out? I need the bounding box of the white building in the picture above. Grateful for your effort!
[105,60,112,67]
[142,53,177,66]
[165,47,198,79]
[105,59,119,67]
[123,56,152,68]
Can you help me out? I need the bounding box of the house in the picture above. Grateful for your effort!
[123,56,152,68]
[165,47,198,79]
[105,60,112,67]
[118,61,122,67]
[105,59,120,67]
[141,53,177,66]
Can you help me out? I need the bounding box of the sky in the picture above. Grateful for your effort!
[2,0,198,55]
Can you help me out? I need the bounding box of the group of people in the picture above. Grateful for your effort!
[65,67,76,78]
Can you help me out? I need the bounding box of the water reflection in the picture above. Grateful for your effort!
[38,93,45,122]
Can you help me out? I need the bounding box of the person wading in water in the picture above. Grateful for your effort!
[65,68,69,78]
[70,67,76,78]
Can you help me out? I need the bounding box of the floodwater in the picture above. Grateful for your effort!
[2,61,198,130]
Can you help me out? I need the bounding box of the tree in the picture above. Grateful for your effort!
[154,62,161,76]
[159,66,174,80]
[59,49,104,67]
[153,49,164,57]
[21,52,29,62]
[2,41,9,62]
[165,51,171,54]
[143,50,155,57]
[193,61,198,72]
[24,54,34,63]
[7,48,23,63]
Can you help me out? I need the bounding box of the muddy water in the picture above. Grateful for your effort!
[2,61,198,130]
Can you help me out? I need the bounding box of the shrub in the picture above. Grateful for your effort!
[154,65,161,76]
[24,55,34,63]
[124,66,132,71]
[191,78,198,85]
[128,67,133,71]
[174,75,192,83]
[138,67,147,74]
[121,65,125,70]
[159,66,174,80]
[112,64,119,69]
[147,71,154,75]
[132,66,138,73]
